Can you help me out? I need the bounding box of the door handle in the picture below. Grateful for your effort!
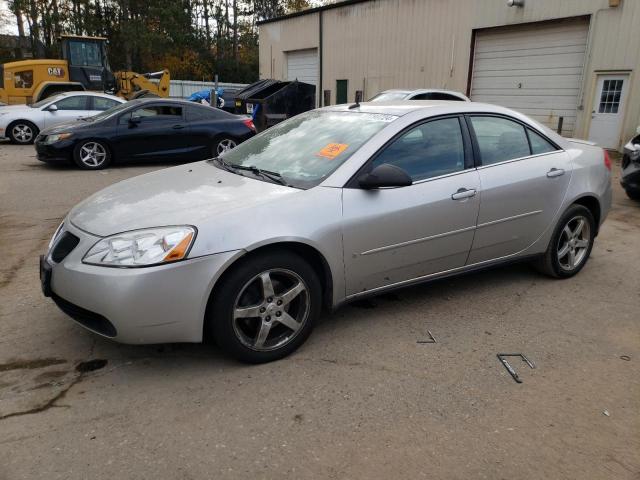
[451,188,477,200]
[172,124,185,129]
[546,168,565,178]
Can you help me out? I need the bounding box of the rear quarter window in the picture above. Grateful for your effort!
[187,106,226,122]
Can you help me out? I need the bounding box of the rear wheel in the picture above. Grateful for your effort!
[214,137,237,156]
[534,204,595,278]
[207,251,322,363]
[73,140,112,170]
[8,120,39,144]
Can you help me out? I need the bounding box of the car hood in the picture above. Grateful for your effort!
[69,161,298,237]
[41,119,94,135]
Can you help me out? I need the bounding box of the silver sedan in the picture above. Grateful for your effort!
[41,101,612,363]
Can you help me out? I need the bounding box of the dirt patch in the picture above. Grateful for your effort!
[0,358,67,373]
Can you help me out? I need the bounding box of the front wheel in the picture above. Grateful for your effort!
[625,189,640,201]
[207,252,322,363]
[534,204,595,278]
[73,140,112,169]
[8,120,39,144]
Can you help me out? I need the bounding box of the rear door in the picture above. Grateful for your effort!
[342,116,481,296]
[114,104,193,160]
[44,95,92,128]
[466,115,572,264]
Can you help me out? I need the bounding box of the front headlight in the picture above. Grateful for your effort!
[48,221,65,249]
[82,226,196,267]
[44,133,73,144]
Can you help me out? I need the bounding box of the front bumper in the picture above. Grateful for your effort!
[42,221,242,344]
[34,137,75,162]
[620,154,640,193]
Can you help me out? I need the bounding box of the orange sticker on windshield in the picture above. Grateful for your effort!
[316,143,349,160]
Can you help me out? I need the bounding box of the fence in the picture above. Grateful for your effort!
[166,80,248,98]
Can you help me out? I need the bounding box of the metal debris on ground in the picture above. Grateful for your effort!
[417,330,437,344]
[497,353,535,383]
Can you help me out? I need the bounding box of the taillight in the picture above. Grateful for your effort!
[603,149,612,171]
[243,119,256,132]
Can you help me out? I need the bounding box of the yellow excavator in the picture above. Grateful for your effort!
[0,35,170,105]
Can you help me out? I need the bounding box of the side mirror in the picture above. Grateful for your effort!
[358,164,412,190]
[129,115,141,126]
[46,104,58,112]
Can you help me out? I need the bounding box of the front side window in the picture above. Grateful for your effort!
[470,116,530,165]
[92,97,120,111]
[371,117,466,181]
[217,111,396,189]
[120,105,183,123]
[14,70,33,89]
[54,96,89,110]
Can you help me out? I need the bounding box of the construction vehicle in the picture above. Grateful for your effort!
[0,35,170,105]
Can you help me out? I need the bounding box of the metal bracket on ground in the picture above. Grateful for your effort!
[497,353,535,383]
[417,330,437,344]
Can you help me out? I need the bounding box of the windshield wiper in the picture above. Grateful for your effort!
[213,157,288,186]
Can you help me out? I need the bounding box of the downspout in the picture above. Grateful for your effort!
[318,10,323,107]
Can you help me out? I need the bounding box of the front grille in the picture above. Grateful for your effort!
[51,292,117,337]
[50,232,80,263]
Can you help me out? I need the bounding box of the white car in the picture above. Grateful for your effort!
[369,89,470,102]
[0,92,125,144]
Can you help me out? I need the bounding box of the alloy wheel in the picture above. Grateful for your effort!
[216,138,237,155]
[79,142,108,168]
[232,268,310,351]
[556,215,591,271]
[12,124,34,143]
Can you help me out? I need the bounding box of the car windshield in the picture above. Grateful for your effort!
[369,92,409,102]
[31,95,64,108]
[216,110,397,189]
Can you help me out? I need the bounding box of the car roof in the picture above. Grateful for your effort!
[323,100,568,146]
[55,91,124,101]
[133,97,195,106]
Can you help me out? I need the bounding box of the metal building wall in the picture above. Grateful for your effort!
[259,0,640,147]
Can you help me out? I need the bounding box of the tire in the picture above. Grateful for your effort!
[625,189,640,201]
[213,137,237,157]
[73,140,112,170]
[206,251,322,363]
[534,204,596,278]
[7,120,39,145]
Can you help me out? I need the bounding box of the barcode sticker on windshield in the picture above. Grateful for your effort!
[316,143,349,160]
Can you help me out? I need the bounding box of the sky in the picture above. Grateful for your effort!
[1,0,18,35]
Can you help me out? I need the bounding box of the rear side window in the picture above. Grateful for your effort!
[54,96,89,110]
[371,117,465,181]
[470,116,530,165]
[527,128,558,155]
[187,106,225,122]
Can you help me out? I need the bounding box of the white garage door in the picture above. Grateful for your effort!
[471,18,589,137]
[286,49,318,86]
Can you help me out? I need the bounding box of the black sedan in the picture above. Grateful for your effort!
[34,99,256,169]
[622,129,640,200]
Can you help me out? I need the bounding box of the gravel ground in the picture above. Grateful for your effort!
[0,144,638,480]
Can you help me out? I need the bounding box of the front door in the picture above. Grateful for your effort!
[342,116,480,296]
[114,104,191,160]
[466,115,572,264]
[588,74,630,149]
[44,95,93,128]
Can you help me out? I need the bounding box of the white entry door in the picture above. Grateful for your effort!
[588,74,629,149]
